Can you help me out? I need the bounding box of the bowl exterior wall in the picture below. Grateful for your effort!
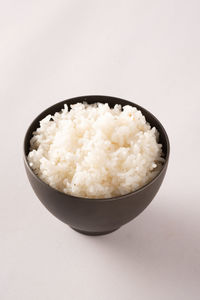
[24,161,168,233]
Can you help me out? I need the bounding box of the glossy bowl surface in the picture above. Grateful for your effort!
[24,95,170,235]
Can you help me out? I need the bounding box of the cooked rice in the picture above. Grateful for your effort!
[27,102,164,198]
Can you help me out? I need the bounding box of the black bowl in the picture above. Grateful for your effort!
[24,95,170,236]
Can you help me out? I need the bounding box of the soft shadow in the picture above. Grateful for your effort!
[85,196,200,290]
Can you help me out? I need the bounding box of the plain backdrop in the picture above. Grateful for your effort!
[1,1,200,299]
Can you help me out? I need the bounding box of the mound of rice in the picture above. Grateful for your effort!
[28,102,164,198]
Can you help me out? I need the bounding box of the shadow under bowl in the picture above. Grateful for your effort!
[24,95,170,236]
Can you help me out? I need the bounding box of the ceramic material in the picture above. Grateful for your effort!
[24,95,170,236]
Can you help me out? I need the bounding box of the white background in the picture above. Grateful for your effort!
[1,0,200,299]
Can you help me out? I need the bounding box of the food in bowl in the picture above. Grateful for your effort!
[27,102,165,198]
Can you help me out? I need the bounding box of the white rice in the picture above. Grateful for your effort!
[28,102,164,198]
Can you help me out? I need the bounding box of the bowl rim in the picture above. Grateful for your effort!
[23,95,170,202]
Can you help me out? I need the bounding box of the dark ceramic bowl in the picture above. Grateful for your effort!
[24,95,170,236]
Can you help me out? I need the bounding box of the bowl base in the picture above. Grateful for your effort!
[71,227,120,236]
